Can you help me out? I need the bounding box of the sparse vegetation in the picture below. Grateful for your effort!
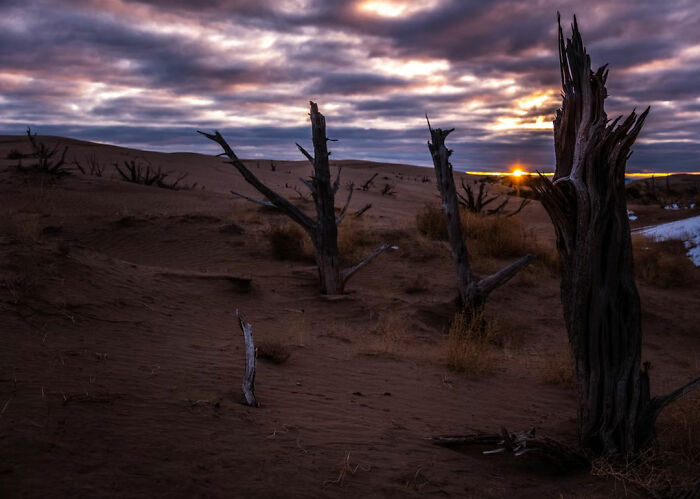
[115,159,197,190]
[73,153,106,177]
[15,128,71,177]
[445,309,496,376]
[415,203,448,240]
[540,352,575,388]
[256,339,291,364]
[266,223,313,261]
[633,236,697,287]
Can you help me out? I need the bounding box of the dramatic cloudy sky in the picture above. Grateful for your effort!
[1,0,698,172]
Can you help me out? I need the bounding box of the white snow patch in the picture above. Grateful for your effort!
[636,215,700,266]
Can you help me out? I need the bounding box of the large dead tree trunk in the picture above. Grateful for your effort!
[427,123,533,316]
[199,101,387,295]
[533,16,700,455]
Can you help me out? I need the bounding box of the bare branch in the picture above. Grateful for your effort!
[199,130,315,231]
[341,243,389,285]
[332,166,343,194]
[231,190,276,208]
[335,183,354,225]
[295,142,315,165]
[478,254,533,296]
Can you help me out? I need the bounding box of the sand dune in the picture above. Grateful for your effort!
[1,136,698,497]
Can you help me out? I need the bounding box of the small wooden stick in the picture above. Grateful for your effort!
[236,309,258,407]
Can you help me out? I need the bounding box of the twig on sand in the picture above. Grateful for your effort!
[323,451,371,486]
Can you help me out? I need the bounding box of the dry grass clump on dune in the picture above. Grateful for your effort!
[539,351,575,388]
[266,222,314,262]
[445,310,497,376]
[415,204,558,271]
[337,217,380,262]
[360,311,406,358]
[256,339,291,364]
[415,203,448,240]
[633,235,697,288]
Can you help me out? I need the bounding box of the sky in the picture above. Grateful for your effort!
[0,0,698,172]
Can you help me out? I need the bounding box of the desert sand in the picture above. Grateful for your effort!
[1,135,698,498]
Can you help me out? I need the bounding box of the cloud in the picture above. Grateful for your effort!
[0,0,698,172]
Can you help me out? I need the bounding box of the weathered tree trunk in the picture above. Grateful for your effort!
[427,124,533,316]
[306,103,343,294]
[236,310,257,407]
[199,101,387,295]
[533,15,700,455]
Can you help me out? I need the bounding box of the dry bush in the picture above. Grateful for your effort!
[445,309,496,376]
[416,203,447,240]
[540,351,575,388]
[337,217,378,262]
[256,339,291,364]
[633,235,697,288]
[361,312,406,357]
[590,393,700,496]
[266,223,313,261]
[462,211,527,258]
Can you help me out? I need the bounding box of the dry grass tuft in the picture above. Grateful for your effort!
[415,203,448,240]
[591,392,700,497]
[361,311,406,358]
[266,223,313,262]
[415,205,558,272]
[633,235,697,288]
[337,217,379,262]
[445,309,496,376]
[256,339,291,364]
[540,351,575,388]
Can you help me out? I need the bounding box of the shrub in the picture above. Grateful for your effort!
[462,211,526,258]
[256,339,291,364]
[540,352,575,388]
[337,217,377,262]
[633,236,697,288]
[445,309,495,376]
[416,203,447,240]
[266,223,312,261]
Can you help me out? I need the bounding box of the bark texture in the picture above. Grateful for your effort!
[236,310,257,407]
[533,16,699,455]
[200,101,387,294]
[427,123,532,314]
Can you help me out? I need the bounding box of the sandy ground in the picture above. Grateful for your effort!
[0,135,698,498]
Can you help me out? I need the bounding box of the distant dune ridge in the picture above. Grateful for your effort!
[0,132,698,497]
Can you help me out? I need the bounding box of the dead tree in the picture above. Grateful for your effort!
[236,310,257,407]
[532,16,700,455]
[199,101,388,294]
[458,178,531,217]
[427,122,532,317]
[17,128,71,177]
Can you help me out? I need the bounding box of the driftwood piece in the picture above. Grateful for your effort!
[353,203,372,218]
[432,428,589,473]
[236,310,257,407]
[427,120,532,314]
[531,15,700,455]
[199,102,388,294]
[360,173,378,191]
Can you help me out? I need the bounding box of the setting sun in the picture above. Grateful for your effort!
[512,168,524,177]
